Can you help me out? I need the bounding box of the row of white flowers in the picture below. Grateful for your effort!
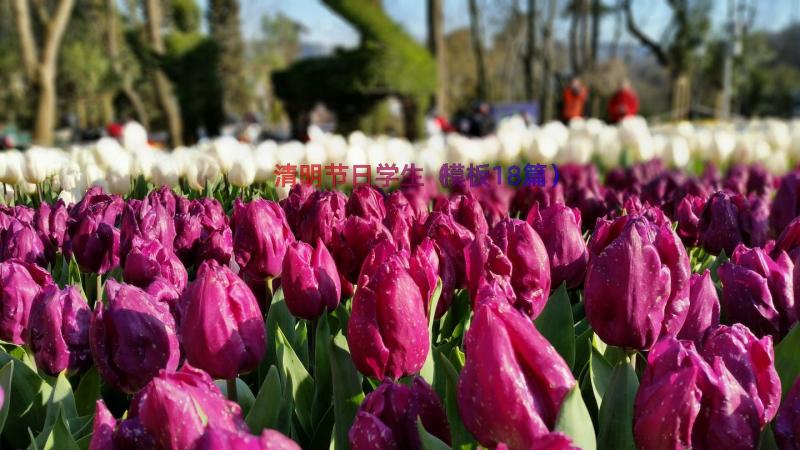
[4,116,800,203]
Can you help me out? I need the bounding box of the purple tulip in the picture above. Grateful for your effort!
[347,256,428,380]
[90,280,180,393]
[701,324,781,426]
[148,185,179,216]
[68,186,124,227]
[120,198,176,266]
[232,198,295,281]
[584,214,690,350]
[347,185,386,221]
[698,190,749,256]
[69,217,121,275]
[330,215,394,284]
[718,244,796,339]
[280,182,315,237]
[510,184,565,220]
[634,337,763,450]
[0,259,53,344]
[180,259,265,379]
[772,172,800,236]
[174,198,232,266]
[282,239,341,320]
[123,238,187,293]
[464,232,512,306]
[421,211,475,288]
[27,285,91,376]
[457,293,575,450]
[1,218,46,266]
[191,427,300,450]
[298,190,347,247]
[145,277,182,322]
[89,400,157,450]
[675,194,705,247]
[357,239,408,288]
[384,191,422,253]
[774,216,800,262]
[676,270,720,343]
[409,238,442,317]
[132,364,248,450]
[349,376,450,450]
[527,203,587,290]
[33,200,68,261]
[775,377,800,450]
[435,193,489,236]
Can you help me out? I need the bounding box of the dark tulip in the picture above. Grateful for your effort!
[472,182,514,227]
[701,324,781,426]
[119,198,176,266]
[280,182,315,237]
[68,186,124,227]
[676,194,705,247]
[232,198,295,280]
[145,277,182,322]
[527,203,587,289]
[191,427,300,450]
[357,238,408,288]
[174,198,232,266]
[634,337,762,450]
[384,191,421,253]
[330,215,394,284]
[1,218,46,266]
[347,185,386,221]
[90,280,180,393]
[457,294,575,450]
[180,259,265,379]
[33,199,68,261]
[69,214,121,275]
[347,256,428,380]
[422,211,474,288]
[28,285,91,375]
[676,270,720,343]
[282,239,340,320]
[89,400,157,450]
[718,244,795,339]
[132,364,247,450]
[772,172,800,236]
[774,216,800,262]
[776,377,800,450]
[123,238,187,293]
[0,259,52,344]
[435,193,489,236]
[298,190,347,247]
[584,214,690,350]
[698,190,747,256]
[743,194,770,249]
[510,184,565,220]
[463,232,512,305]
[147,185,178,216]
[349,376,450,450]
[409,238,441,317]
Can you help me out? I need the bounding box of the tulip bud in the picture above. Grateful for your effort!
[89,400,158,450]
[584,214,690,350]
[120,199,176,266]
[772,171,800,236]
[675,194,705,247]
[28,285,91,376]
[349,377,450,450]
[347,185,386,221]
[434,193,488,236]
[384,191,421,253]
[279,182,315,236]
[174,198,232,266]
[409,238,441,316]
[298,190,347,247]
[1,218,47,267]
[132,364,248,450]
[282,239,341,320]
[527,203,587,290]
[123,238,188,293]
[33,200,68,260]
[180,259,265,379]
[422,211,474,288]
[232,199,294,281]
[701,324,781,426]
[698,190,747,256]
[348,256,428,380]
[774,216,800,262]
[330,215,394,284]
[676,270,720,343]
[191,427,300,450]
[775,377,800,450]
[0,259,53,343]
[90,280,180,393]
[718,244,795,339]
[457,295,575,450]
[464,232,512,303]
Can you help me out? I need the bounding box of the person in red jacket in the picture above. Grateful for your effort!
[562,77,588,122]
[607,79,640,123]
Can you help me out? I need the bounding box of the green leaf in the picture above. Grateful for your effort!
[417,418,450,450]
[759,426,779,450]
[329,333,364,450]
[775,323,800,397]
[598,361,639,450]
[420,278,443,384]
[574,326,593,378]
[534,283,575,368]
[264,288,301,371]
[0,355,50,448]
[67,415,94,441]
[75,433,92,450]
[74,367,101,416]
[312,317,333,428]
[214,378,256,417]
[0,360,14,434]
[276,328,315,436]
[308,406,335,450]
[247,365,285,434]
[709,249,728,284]
[436,352,474,450]
[44,371,78,427]
[554,385,597,450]
[590,347,614,408]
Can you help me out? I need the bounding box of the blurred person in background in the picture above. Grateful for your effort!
[607,79,640,123]
[561,77,588,122]
[469,102,495,137]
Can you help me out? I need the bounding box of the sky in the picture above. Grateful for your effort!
[222,0,800,49]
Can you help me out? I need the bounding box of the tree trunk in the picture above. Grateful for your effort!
[590,0,600,68]
[672,73,691,120]
[541,0,557,123]
[35,68,57,144]
[468,0,488,100]
[524,0,537,101]
[144,0,183,147]
[427,0,448,116]
[107,0,149,126]
[208,0,247,117]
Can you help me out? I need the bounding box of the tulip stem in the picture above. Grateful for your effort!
[627,352,637,372]
[308,318,317,377]
[227,378,238,403]
[36,183,43,205]
[96,275,102,303]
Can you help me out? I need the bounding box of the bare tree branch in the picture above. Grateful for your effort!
[42,0,76,69]
[623,0,669,66]
[12,0,39,80]
[31,0,50,24]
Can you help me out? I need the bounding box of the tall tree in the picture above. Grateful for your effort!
[467,0,488,99]
[12,0,76,145]
[427,0,448,115]
[144,0,183,146]
[541,0,558,122]
[624,0,711,119]
[523,0,537,100]
[208,0,248,118]
[106,0,149,126]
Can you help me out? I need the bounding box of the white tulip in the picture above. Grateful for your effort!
[186,154,221,191]
[594,127,621,167]
[276,141,304,166]
[305,141,328,165]
[106,167,131,195]
[253,141,277,183]
[122,121,148,151]
[22,147,51,184]
[1,150,24,185]
[228,155,256,187]
[151,155,180,187]
[59,162,85,192]
[711,130,736,165]
[210,136,241,173]
[664,135,691,168]
[325,134,349,161]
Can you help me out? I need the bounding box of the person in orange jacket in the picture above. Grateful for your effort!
[562,77,588,122]
[607,79,640,123]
